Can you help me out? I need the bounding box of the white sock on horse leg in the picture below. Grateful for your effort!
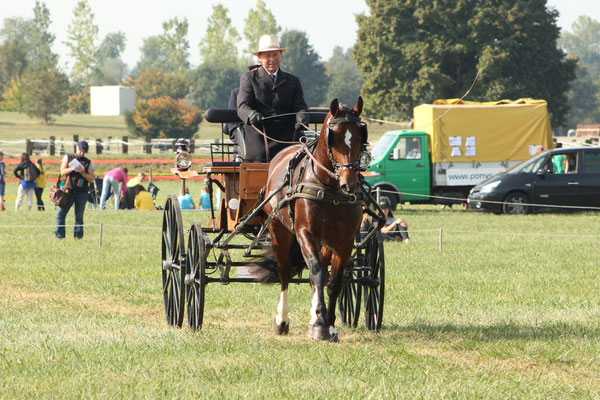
[275,289,289,326]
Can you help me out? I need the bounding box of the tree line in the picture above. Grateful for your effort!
[0,0,596,138]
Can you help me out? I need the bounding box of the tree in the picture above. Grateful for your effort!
[158,17,190,73]
[280,30,327,107]
[20,62,70,124]
[187,64,240,109]
[0,17,30,89]
[325,46,363,106]
[124,68,188,101]
[200,5,239,66]
[189,4,241,110]
[354,0,576,127]
[243,0,280,54]
[65,0,99,85]
[125,97,201,140]
[0,76,25,111]
[28,0,57,69]
[560,16,600,127]
[136,36,164,73]
[98,31,126,60]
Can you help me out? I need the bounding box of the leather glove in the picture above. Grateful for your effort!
[296,110,309,126]
[249,111,263,126]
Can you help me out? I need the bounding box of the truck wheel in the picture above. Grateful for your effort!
[372,185,400,210]
[502,192,530,215]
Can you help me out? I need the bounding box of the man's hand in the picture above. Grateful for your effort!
[249,111,263,126]
[296,111,309,126]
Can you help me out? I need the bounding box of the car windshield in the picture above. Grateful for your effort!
[506,153,547,174]
[370,134,397,160]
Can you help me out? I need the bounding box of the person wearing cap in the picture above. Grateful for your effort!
[55,140,95,239]
[237,34,309,162]
[361,196,410,242]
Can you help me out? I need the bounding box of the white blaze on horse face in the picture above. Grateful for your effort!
[344,129,352,152]
[275,289,289,326]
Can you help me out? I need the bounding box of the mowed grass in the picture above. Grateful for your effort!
[1,193,600,399]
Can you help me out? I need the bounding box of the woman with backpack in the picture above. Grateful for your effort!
[13,152,39,211]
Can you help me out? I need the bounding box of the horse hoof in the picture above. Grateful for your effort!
[273,319,289,335]
[307,324,334,341]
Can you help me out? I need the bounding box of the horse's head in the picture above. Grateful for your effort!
[322,96,369,193]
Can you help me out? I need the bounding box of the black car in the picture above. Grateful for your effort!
[467,147,600,214]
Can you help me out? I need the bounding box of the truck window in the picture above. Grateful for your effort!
[371,134,396,160]
[392,137,422,160]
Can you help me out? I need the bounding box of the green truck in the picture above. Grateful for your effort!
[363,99,554,209]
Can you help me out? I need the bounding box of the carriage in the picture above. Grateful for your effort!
[161,99,387,341]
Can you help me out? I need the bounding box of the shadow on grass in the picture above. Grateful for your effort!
[385,321,600,340]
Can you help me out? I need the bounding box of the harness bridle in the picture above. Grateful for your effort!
[323,114,368,177]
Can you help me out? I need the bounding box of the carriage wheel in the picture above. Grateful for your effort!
[186,222,207,330]
[161,195,186,327]
[363,232,385,331]
[338,260,361,327]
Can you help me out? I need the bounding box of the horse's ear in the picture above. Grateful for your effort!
[353,96,363,116]
[329,98,339,116]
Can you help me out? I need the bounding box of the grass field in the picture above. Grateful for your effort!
[1,189,600,398]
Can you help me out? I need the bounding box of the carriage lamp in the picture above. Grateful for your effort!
[359,151,372,171]
[174,138,192,171]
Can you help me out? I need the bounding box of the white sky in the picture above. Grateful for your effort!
[1,0,598,71]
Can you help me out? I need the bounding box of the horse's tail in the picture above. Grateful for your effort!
[249,236,305,283]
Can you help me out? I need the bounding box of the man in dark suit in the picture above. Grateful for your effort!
[237,34,309,162]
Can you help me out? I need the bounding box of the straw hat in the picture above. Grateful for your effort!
[252,34,287,55]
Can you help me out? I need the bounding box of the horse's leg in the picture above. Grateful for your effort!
[297,229,332,341]
[326,249,352,338]
[269,220,292,335]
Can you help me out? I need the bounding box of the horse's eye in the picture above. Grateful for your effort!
[359,151,372,170]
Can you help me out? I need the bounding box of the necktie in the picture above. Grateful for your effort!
[271,74,276,85]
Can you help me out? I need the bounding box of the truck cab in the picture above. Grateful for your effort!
[365,130,431,209]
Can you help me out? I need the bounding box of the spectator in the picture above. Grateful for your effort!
[199,186,211,210]
[55,140,95,239]
[127,172,146,188]
[34,158,46,211]
[362,196,410,242]
[13,152,39,211]
[0,151,5,211]
[134,185,156,210]
[178,187,196,210]
[100,167,128,210]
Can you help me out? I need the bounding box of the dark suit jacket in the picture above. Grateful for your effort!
[237,67,307,141]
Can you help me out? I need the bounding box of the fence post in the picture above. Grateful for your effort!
[107,136,112,151]
[72,134,79,153]
[144,139,152,154]
[25,139,32,155]
[171,139,177,153]
[96,139,103,154]
[49,136,55,156]
[122,136,128,154]
[189,139,195,154]
[439,228,443,253]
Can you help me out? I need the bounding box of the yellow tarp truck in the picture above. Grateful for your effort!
[364,99,554,208]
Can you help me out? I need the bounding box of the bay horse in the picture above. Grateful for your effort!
[252,97,369,341]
